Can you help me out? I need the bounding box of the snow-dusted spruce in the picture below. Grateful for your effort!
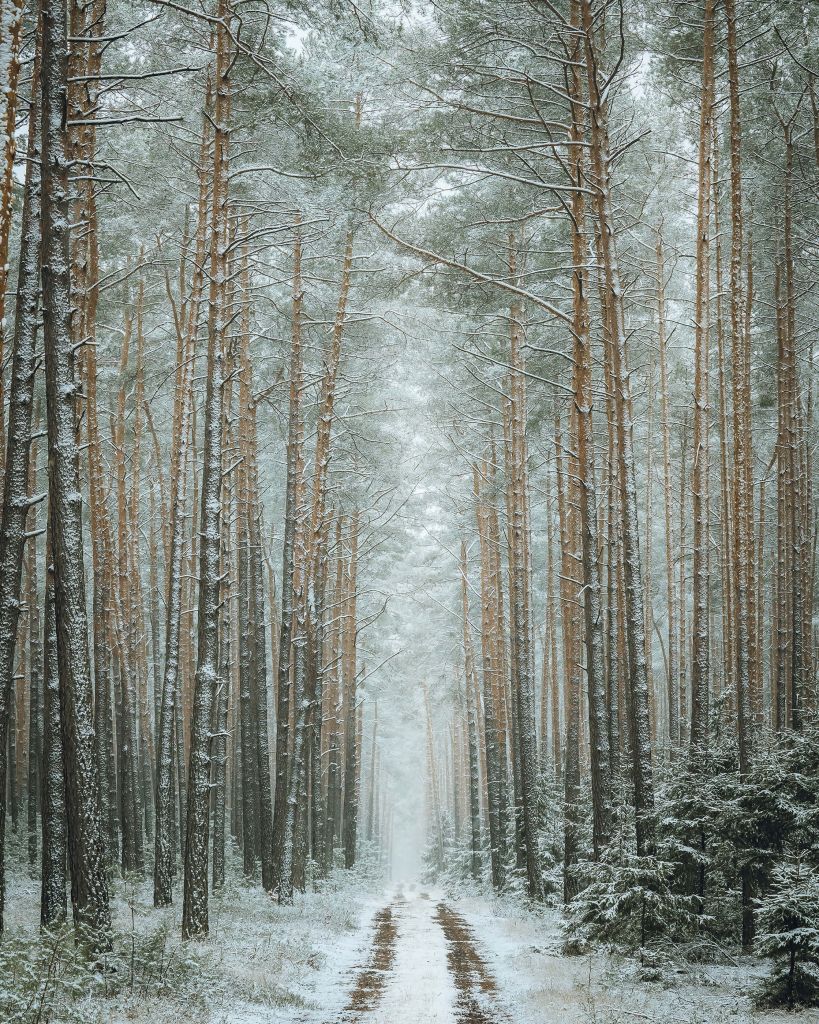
[0,7,41,934]
[181,0,232,940]
[40,0,110,949]
[565,848,701,953]
[756,860,819,1009]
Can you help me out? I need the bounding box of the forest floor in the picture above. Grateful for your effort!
[0,859,799,1024]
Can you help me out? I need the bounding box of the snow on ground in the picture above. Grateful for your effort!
[458,893,800,1024]
[1,856,384,1024]
[371,885,457,1024]
[0,861,810,1024]
[216,877,384,1024]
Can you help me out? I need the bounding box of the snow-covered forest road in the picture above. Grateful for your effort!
[313,885,795,1024]
[336,886,505,1024]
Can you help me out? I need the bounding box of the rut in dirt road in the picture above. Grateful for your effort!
[337,901,401,1020]
[332,892,506,1023]
[435,903,507,1024]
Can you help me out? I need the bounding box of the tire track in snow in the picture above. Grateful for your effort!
[331,891,506,1024]
[337,900,401,1020]
[434,902,508,1024]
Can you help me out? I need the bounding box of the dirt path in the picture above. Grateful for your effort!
[333,889,506,1024]
[339,901,401,1018]
[434,902,506,1024]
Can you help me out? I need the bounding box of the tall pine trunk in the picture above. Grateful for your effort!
[566,13,611,854]
[690,0,715,754]
[181,3,231,938]
[41,528,66,928]
[0,17,41,931]
[41,0,110,947]
[581,0,654,854]
[272,219,304,893]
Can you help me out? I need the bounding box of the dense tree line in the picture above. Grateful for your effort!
[0,0,397,954]
[0,0,815,1011]
[407,0,819,1008]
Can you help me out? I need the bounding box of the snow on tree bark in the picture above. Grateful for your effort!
[566,11,612,855]
[0,0,24,471]
[473,462,507,889]
[581,0,654,856]
[272,218,304,894]
[504,266,543,900]
[181,0,231,939]
[0,19,41,929]
[153,104,209,910]
[41,0,110,949]
[690,0,716,755]
[341,514,360,872]
[460,543,483,881]
[41,529,66,927]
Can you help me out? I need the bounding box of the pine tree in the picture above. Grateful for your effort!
[756,861,819,1009]
[41,0,110,950]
